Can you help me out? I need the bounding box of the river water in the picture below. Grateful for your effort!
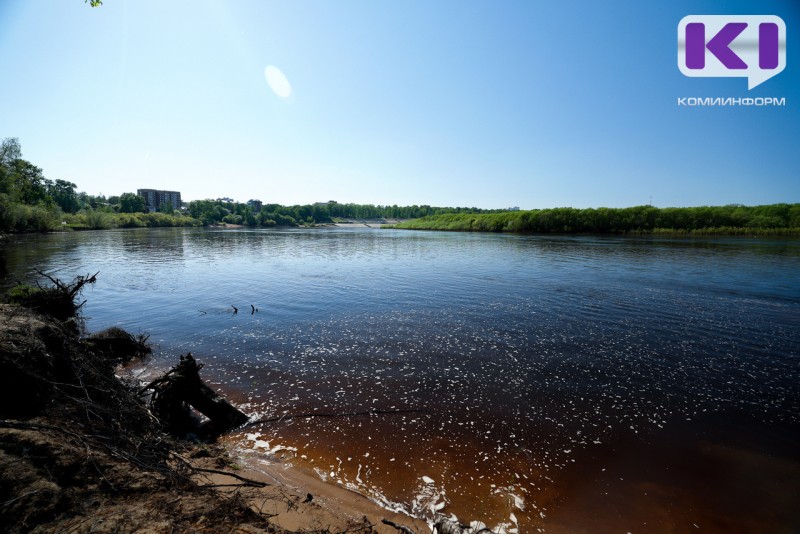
[2,227,798,532]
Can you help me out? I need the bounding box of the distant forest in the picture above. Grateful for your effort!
[185,199,490,227]
[0,137,200,232]
[393,204,800,235]
[2,137,797,235]
[0,137,490,232]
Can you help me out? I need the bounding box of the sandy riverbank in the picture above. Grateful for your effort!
[189,448,429,533]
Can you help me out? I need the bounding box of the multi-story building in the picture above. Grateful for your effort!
[247,199,262,212]
[137,189,182,213]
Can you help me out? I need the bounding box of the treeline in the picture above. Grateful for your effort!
[187,199,492,227]
[394,204,800,235]
[0,137,200,232]
[0,136,494,233]
[1,137,78,232]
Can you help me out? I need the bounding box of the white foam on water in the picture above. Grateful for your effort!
[313,467,328,482]
[244,432,297,456]
[356,464,364,484]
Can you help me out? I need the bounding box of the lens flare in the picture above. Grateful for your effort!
[264,65,292,98]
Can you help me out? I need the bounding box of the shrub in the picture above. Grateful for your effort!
[85,210,114,229]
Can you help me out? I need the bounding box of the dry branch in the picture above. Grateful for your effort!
[433,520,498,534]
[9,269,100,322]
[382,518,417,534]
[170,453,268,488]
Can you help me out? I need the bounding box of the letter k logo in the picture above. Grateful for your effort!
[686,22,748,69]
[678,15,786,89]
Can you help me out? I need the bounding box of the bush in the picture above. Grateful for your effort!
[0,195,60,232]
[222,214,243,225]
[85,210,114,229]
[116,213,146,228]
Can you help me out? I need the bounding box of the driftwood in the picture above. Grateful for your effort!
[382,518,416,533]
[433,520,497,534]
[141,353,248,438]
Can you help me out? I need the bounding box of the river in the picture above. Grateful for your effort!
[2,227,798,532]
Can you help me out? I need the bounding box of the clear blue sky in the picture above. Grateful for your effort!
[1,0,798,209]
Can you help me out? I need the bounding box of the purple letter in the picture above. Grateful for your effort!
[707,22,748,69]
[686,23,705,69]
[759,23,779,69]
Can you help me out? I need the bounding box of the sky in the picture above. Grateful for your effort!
[1,0,798,209]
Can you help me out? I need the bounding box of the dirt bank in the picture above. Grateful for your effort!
[0,303,274,532]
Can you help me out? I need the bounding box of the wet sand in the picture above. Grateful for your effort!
[193,450,429,533]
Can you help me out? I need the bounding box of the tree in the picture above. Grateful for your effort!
[0,137,21,168]
[0,164,11,196]
[48,179,80,213]
[0,138,22,195]
[12,159,50,205]
[119,192,145,213]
